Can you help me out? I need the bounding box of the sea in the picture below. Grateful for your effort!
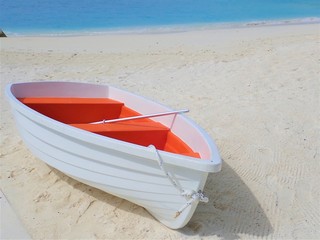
[0,0,319,36]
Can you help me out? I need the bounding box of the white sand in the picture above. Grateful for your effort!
[1,23,319,239]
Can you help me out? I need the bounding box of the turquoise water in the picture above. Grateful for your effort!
[0,0,319,35]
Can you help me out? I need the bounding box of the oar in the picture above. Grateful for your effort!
[90,109,189,124]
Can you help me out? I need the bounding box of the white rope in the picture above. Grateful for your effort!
[175,190,209,218]
[149,145,209,218]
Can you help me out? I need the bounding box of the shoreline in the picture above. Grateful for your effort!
[4,17,320,37]
[1,23,318,55]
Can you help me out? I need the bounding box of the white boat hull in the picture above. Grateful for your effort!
[6,82,221,229]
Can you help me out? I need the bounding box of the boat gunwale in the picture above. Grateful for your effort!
[5,82,222,173]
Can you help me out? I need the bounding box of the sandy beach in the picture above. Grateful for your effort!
[1,23,319,239]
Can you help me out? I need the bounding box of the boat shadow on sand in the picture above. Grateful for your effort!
[50,160,272,238]
[181,161,273,238]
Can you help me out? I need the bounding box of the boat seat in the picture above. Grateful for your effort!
[71,122,200,158]
[71,121,170,150]
[18,97,124,124]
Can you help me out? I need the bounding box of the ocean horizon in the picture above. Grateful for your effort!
[1,0,319,36]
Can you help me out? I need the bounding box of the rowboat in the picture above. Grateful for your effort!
[5,81,221,229]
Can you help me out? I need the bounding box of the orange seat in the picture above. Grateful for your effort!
[71,121,170,150]
[18,97,124,124]
[71,122,200,158]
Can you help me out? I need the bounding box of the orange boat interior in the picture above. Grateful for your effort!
[18,97,200,158]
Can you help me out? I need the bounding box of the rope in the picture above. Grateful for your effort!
[149,145,209,218]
